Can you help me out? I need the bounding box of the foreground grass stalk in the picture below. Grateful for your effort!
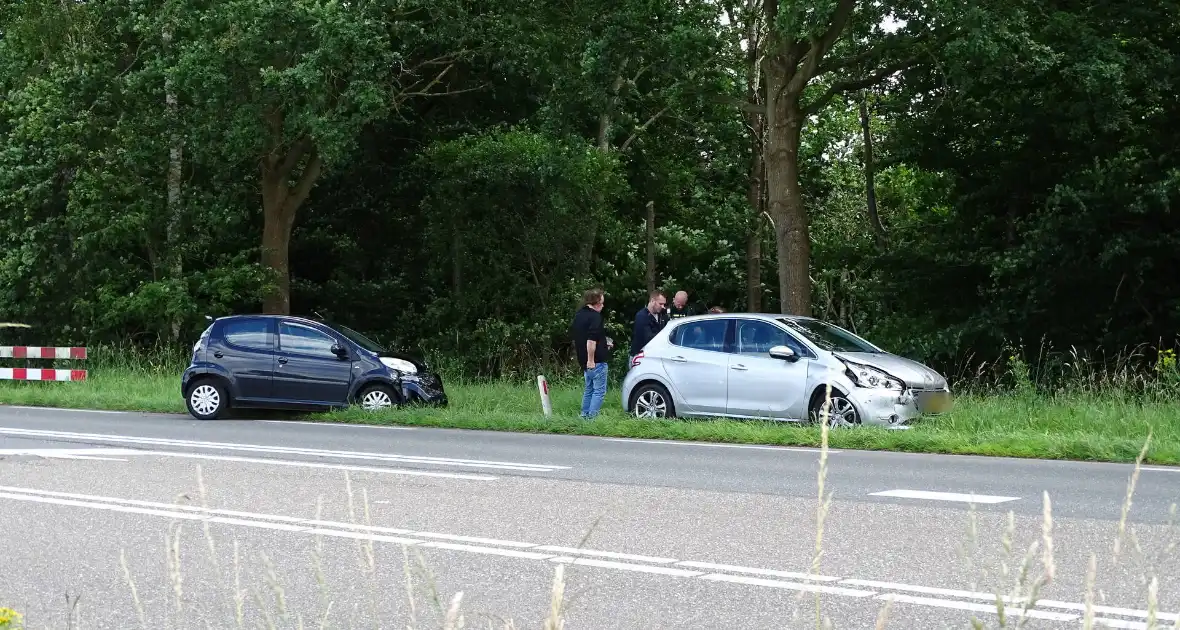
[233,539,246,629]
[811,385,833,630]
[1082,553,1097,630]
[1115,432,1153,563]
[544,564,566,630]
[119,549,147,629]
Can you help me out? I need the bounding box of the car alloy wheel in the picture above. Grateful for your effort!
[633,388,669,418]
[361,388,394,411]
[816,395,860,428]
[190,384,220,417]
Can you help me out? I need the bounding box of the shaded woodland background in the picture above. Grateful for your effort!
[1,0,1177,380]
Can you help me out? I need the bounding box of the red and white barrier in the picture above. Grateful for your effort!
[0,368,87,381]
[0,345,88,381]
[0,346,87,359]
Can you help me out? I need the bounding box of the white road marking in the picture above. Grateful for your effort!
[604,437,840,453]
[0,427,567,472]
[258,420,413,430]
[0,484,1173,625]
[534,546,678,564]
[553,557,703,577]
[421,542,554,561]
[869,489,1020,504]
[122,450,497,481]
[675,561,841,582]
[1,405,125,415]
[840,579,1024,603]
[1089,619,1147,630]
[0,447,497,480]
[701,574,876,597]
[1035,600,1179,622]
[0,447,140,462]
[1140,466,1180,473]
[877,594,1079,621]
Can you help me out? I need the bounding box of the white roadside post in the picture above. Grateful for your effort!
[537,375,553,417]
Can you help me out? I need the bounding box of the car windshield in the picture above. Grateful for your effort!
[779,318,881,354]
[332,323,386,353]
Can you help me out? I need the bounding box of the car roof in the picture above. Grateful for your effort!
[215,314,326,327]
[669,312,817,324]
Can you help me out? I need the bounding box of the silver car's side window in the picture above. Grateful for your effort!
[734,320,810,357]
[669,320,728,353]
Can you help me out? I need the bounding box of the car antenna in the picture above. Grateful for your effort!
[312,310,325,320]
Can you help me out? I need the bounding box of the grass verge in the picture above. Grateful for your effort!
[1,369,1178,465]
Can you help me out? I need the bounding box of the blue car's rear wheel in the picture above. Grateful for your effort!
[186,378,229,420]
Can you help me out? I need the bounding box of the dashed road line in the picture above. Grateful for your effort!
[869,489,1020,504]
[0,427,567,472]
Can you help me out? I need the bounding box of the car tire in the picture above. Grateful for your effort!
[357,383,400,411]
[186,378,229,420]
[808,389,861,427]
[630,382,676,419]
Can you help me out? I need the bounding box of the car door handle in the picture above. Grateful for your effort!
[669,356,687,363]
[213,352,223,358]
[731,364,748,371]
[277,357,288,365]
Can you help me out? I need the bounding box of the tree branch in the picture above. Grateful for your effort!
[712,94,768,116]
[803,56,916,115]
[276,136,312,182]
[619,106,670,152]
[283,148,323,217]
[785,0,857,96]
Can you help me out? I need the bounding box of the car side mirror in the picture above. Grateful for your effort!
[331,344,349,360]
[768,345,797,362]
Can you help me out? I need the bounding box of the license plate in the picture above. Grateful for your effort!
[916,390,952,414]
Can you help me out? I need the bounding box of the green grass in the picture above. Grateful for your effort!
[1,367,1178,465]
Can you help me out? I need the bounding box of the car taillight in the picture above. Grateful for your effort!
[631,351,644,367]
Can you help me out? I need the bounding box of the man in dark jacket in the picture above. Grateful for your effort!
[629,290,666,367]
[571,287,611,418]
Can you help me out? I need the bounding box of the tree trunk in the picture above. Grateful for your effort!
[764,71,811,316]
[745,115,765,312]
[645,200,656,294]
[163,25,184,340]
[260,182,297,315]
[859,95,886,251]
[259,136,322,315]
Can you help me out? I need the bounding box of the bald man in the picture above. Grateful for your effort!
[664,290,697,323]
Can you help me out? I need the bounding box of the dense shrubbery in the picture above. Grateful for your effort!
[0,0,1176,380]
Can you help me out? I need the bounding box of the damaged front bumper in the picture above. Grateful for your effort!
[848,387,952,427]
[400,372,449,407]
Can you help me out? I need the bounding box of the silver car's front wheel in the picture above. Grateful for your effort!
[811,393,861,428]
[632,383,676,419]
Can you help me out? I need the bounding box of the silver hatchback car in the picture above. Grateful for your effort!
[621,313,951,427]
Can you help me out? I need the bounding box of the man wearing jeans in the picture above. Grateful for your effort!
[571,288,610,418]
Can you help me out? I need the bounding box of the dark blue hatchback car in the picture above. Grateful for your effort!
[181,315,447,420]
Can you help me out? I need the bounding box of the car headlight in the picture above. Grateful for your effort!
[845,363,903,390]
[379,357,418,374]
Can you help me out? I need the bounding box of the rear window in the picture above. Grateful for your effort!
[222,319,270,350]
[669,319,728,352]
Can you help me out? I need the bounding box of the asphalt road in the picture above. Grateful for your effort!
[1,404,1177,629]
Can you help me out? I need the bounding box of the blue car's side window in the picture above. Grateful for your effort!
[223,320,271,351]
[279,322,337,358]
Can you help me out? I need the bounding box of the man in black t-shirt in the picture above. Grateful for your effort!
[630,289,666,367]
[570,288,611,418]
